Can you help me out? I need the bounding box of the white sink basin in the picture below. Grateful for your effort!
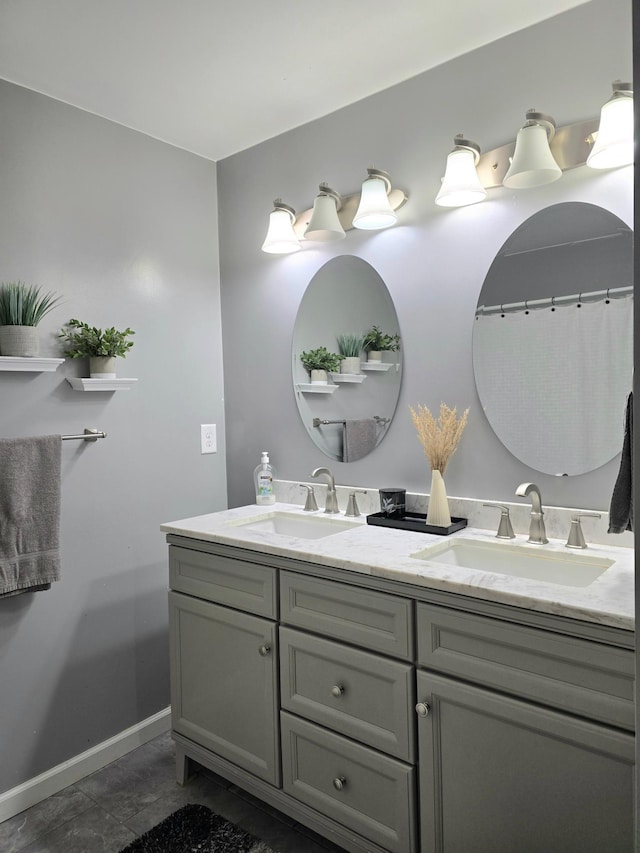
[225,511,360,539]
[410,538,615,587]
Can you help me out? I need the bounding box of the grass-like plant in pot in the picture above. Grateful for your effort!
[336,333,365,374]
[60,318,135,378]
[363,325,401,362]
[300,346,342,384]
[0,281,63,357]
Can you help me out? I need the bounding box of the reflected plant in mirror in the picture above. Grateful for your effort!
[363,325,401,363]
[300,347,342,385]
[472,202,632,476]
[292,255,403,462]
[337,333,365,376]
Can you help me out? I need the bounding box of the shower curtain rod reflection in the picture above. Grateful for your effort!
[62,429,107,441]
[476,285,632,317]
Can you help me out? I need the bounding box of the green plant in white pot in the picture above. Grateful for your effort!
[336,333,365,375]
[0,282,63,357]
[59,319,135,378]
[363,325,401,363]
[300,346,341,384]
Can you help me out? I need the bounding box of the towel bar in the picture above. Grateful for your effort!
[62,429,107,442]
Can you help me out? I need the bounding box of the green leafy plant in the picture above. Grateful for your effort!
[0,281,62,326]
[59,319,135,358]
[363,325,401,352]
[336,333,365,358]
[300,346,342,373]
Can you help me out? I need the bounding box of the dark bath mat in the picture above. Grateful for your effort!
[119,803,277,853]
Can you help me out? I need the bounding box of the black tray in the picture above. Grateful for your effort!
[366,511,467,536]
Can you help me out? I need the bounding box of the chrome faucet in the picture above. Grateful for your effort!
[311,467,340,513]
[515,482,548,544]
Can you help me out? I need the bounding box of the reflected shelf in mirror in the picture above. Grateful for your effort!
[292,255,402,463]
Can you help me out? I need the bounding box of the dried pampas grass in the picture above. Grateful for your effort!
[410,402,469,474]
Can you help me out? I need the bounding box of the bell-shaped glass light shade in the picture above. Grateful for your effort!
[435,148,487,207]
[503,123,562,189]
[261,205,301,254]
[587,92,634,169]
[304,194,345,242]
[353,176,398,230]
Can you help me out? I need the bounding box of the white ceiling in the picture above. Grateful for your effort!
[0,0,589,161]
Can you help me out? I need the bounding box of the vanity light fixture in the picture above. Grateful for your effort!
[503,110,562,189]
[437,78,634,209]
[435,135,487,207]
[261,169,408,253]
[261,200,301,254]
[352,168,399,229]
[303,184,346,242]
[586,81,634,170]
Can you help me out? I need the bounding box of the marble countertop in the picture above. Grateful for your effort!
[161,502,635,632]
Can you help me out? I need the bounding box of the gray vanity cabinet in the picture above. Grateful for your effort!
[166,536,635,853]
[168,545,280,786]
[416,671,634,853]
[415,602,635,853]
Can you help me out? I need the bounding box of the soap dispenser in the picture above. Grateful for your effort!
[254,451,276,505]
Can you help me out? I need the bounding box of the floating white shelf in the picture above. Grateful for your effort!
[329,372,367,384]
[66,378,138,392]
[0,356,65,372]
[361,361,393,372]
[297,383,339,394]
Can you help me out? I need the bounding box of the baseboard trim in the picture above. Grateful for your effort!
[0,706,171,823]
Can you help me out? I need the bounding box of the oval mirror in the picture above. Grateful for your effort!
[473,202,633,476]
[292,255,402,462]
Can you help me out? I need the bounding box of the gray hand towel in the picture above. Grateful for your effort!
[0,435,62,596]
[608,391,633,533]
[343,419,377,462]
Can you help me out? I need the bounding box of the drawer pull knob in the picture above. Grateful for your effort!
[333,776,347,791]
[258,645,271,657]
[331,685,345,697]
[415,702,431,717]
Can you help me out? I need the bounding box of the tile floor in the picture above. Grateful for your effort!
[0,732,347,853]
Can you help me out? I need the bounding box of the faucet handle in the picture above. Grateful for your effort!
[565,512,601,549]
[345,490,367,517]
[483,503,516,539]
[299,484,319,512]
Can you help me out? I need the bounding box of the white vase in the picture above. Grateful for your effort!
[426,469,452,527]
[340,356,361,374]
[90,356,117,378]
[367,350,382,362]
[0,325,39,357]
[310,369,328,384]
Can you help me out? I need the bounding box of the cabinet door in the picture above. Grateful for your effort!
[169,591,280,785]
[416,671,634,853]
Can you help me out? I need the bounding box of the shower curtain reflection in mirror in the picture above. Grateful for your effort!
[473,292,633,476]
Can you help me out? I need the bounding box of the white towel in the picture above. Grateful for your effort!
[0,435,62,596]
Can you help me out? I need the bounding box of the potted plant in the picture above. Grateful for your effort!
[336,333,365,375]
[300,346,342,384]
[363,325,401,363]
[0,281,63,357]
[59,319,135,378]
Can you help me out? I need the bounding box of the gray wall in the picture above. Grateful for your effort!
[218,0,632,512]
[0,81,225,793]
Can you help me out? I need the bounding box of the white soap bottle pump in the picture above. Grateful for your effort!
[254,451,276,505]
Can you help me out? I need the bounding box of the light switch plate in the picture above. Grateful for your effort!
[200,424,216,454]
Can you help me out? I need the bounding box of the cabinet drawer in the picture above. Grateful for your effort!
[280,571,413,659]
[280,627,415,761]
[417,603,635,730]
[281,712,416,853]
[169,545,277,617]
